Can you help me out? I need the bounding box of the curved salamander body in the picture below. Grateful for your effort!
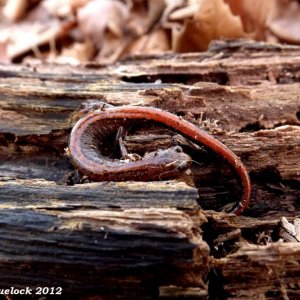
[69,106,251,215]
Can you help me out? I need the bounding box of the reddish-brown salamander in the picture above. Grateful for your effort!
[69,106,251,215]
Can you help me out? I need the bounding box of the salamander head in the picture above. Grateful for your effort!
[142,146,192,180]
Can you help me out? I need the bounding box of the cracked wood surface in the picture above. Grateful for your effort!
[0,198,208,299]
[0,178,209,299]
[215,243,300,300]
[0,41,299,299]
[0,179,198,210]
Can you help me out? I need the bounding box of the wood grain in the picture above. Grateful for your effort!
[0,40,299,298]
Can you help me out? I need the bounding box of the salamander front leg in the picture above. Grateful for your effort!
[115,126,141,161]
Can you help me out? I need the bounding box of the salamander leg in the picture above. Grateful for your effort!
[115,126,141,161]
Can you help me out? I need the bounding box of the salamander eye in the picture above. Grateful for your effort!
[174,146,183,153]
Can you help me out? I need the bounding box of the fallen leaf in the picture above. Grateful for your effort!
[225,0,300,44]
[126,0,166,35]
[125,28,170,56]
[279,217,300,242]
[295,218,300,241]
[0,40,10,63]
[3,0,28,21]
[167,0,248,52]
[57,40,95,64]
[267,0,300,44]
[1,0,299,64]
[42,0,74,18]
[225,0,273,39]
[0,1,74,62]
[70,0,89,11]
[77,0,130,63]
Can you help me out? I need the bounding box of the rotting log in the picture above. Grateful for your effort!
[0,178,210,299]
[214,243,300,300]
[0,178,209,299]
[0,40,300,299]
[0,179,198,210]
[1,123,298,217]
[0,41,299,136]
[0,76,299,135]
[122,125,300,216]
[0,207,209,299]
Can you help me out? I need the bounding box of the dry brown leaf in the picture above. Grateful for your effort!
[126,0,166,35]
[2,0,43,21]
[6,22,64,60]
[169,4,198,21]
[3,0,28,21]
[0,40,10,63]
[170,0,248,52]
[267,0,300,44]
[0,1,74,62]
[54,40,95,64]
[42,0,74,18]
[279,217,300,242]
[125,28,170,56]
[225,0,273,39]
[70,0,90,11]
[1,0,299,64]
[225,0,300,44]
[77,0,130,63]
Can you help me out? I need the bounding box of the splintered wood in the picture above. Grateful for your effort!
[0,41,299,299]
[216,243,300,299]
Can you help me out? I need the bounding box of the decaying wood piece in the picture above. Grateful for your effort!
[0,178,199,210]
[113,41,300,85]
[0,78,299,135]
[0,178,209,299]
[0,40,299,298]
[0,42,299,135]
[202,210,300,299]
[121,125,300,217]
[215,243,300,299]
[0,208,209,298]
[2,124,298,216]
[0,177,210,299]
[123,125,300,182]
[202,210,284,255]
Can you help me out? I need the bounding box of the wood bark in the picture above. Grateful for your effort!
[215,243,300,300]
[0,188,209,299]
[0,40,299,299]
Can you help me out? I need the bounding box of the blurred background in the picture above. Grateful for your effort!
[0,0,299,64]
